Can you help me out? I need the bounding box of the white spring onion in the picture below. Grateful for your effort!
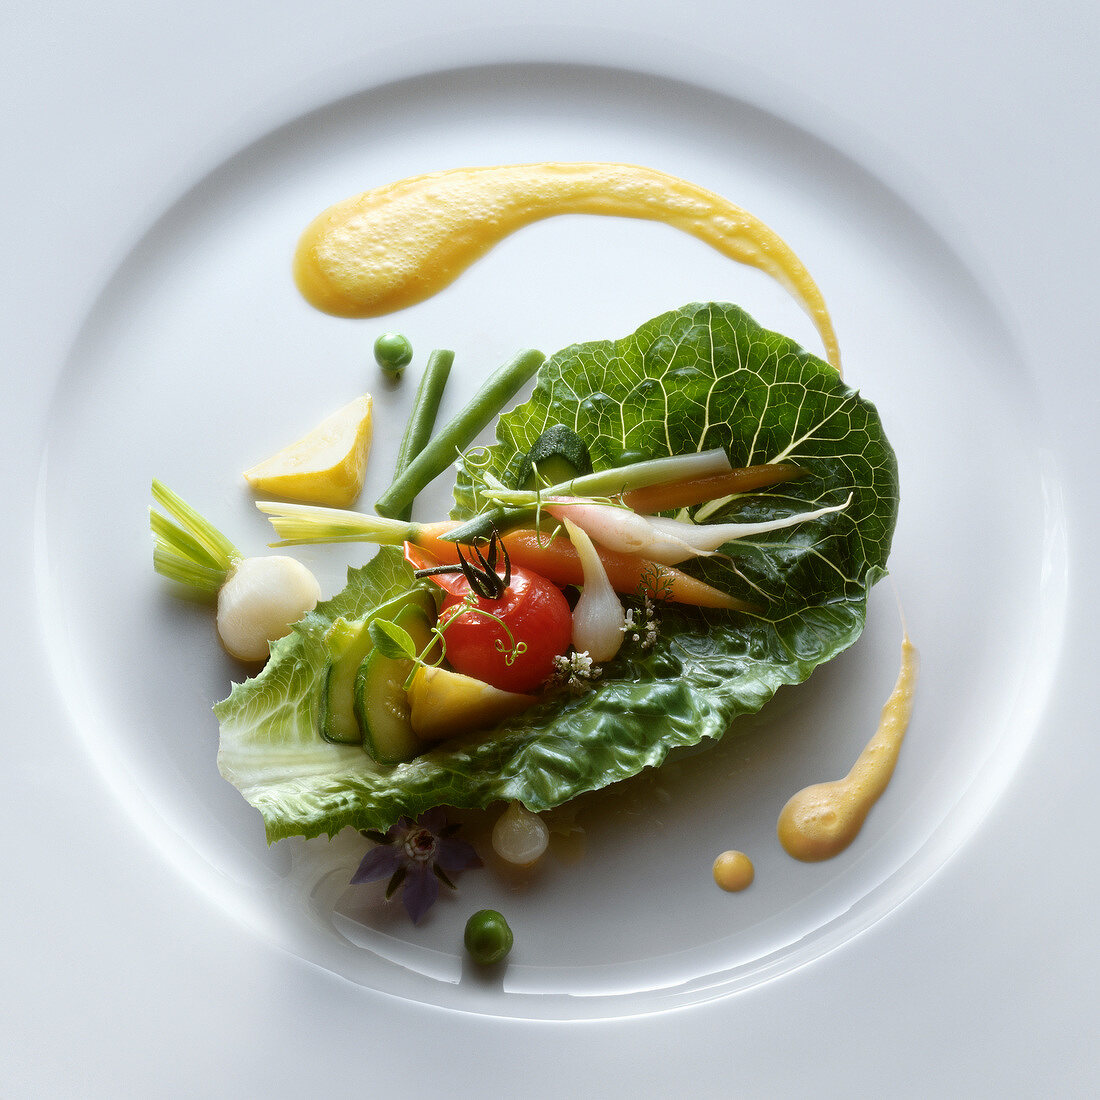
[492,800,550,866]
[151,480,321,662]
[545,494,853,565]
[215,555,321,662]
[562,516,626,663]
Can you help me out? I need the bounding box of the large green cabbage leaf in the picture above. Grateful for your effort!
[217,303,898,842]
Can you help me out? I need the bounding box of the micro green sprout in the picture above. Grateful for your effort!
[374,593,529,694]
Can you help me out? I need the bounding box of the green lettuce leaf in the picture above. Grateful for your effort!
[216,302,898,842]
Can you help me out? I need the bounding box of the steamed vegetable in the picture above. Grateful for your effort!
[242,395,374,508]
[621,463,806,514]
[356,600,435,764]
[375,347,545,518]
[492,801,550,866]
[561,517,626,662]
[386,348,454,521]
[406,535,572,693]
[453,302,893,611]
[444,444,736,543]
[407,664,537,740]
[541,494,852,565]
[374,331,413,376]
[258,505,753,610]
[464,909,513,965]
[217,303,898,841]
[516,423,593,488]
[150,480,320,662]
[216,557,321,662]
[470,446,734,531]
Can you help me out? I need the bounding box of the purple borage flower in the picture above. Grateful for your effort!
[351,808,482,924]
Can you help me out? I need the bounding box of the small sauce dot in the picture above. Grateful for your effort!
[713,849,755,892]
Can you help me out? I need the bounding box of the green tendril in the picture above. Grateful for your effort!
[494,637,528,667]
[463,446,495,471]
[460,447,498,515]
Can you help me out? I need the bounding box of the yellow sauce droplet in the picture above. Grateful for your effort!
[778,635,918,862]
[293,162,842,372]
[713,849,755,891]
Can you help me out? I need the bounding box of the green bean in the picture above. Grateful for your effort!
[374,348,545,519]
[386,348,454,521]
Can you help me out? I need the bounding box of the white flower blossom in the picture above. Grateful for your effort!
[548,650,603,695]
[622,595,659,650]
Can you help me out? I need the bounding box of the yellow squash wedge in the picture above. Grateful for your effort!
[407,665,536,742]
[244,394,373,507]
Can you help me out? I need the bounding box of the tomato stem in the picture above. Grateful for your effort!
[422,530,513,599]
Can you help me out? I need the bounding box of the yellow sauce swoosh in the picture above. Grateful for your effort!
[293,162,842,372]
[778,635,918,862]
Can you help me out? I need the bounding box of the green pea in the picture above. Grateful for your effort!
[464,909,513,965]
[374,332,413,376]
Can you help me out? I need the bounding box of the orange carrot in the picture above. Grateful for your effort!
[622,464,807,514]
[411,526,758,613]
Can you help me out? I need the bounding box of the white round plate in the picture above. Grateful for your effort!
[34,58,1062,1013]
[6,4,1097,1095]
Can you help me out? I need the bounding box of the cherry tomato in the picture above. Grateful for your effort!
[405,542,571,692]
[439,565,571,692]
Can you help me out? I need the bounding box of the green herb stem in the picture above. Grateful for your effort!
[386,348,455,522]
[374,348,545,519]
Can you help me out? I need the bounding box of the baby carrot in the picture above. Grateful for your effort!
[622,464,806,514]
[412,527,758,612]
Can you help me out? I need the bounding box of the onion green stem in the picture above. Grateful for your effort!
[441,449,734,542]
[257,501,421,547]
[150,480,241,597]
[483,447,732,508]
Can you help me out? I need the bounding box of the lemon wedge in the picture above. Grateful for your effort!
[243,395,373,507]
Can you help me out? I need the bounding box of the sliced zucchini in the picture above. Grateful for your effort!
[318,587,435,745]
[516,424,593,488]
[319,618,374,744]
[354,603,438,765]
